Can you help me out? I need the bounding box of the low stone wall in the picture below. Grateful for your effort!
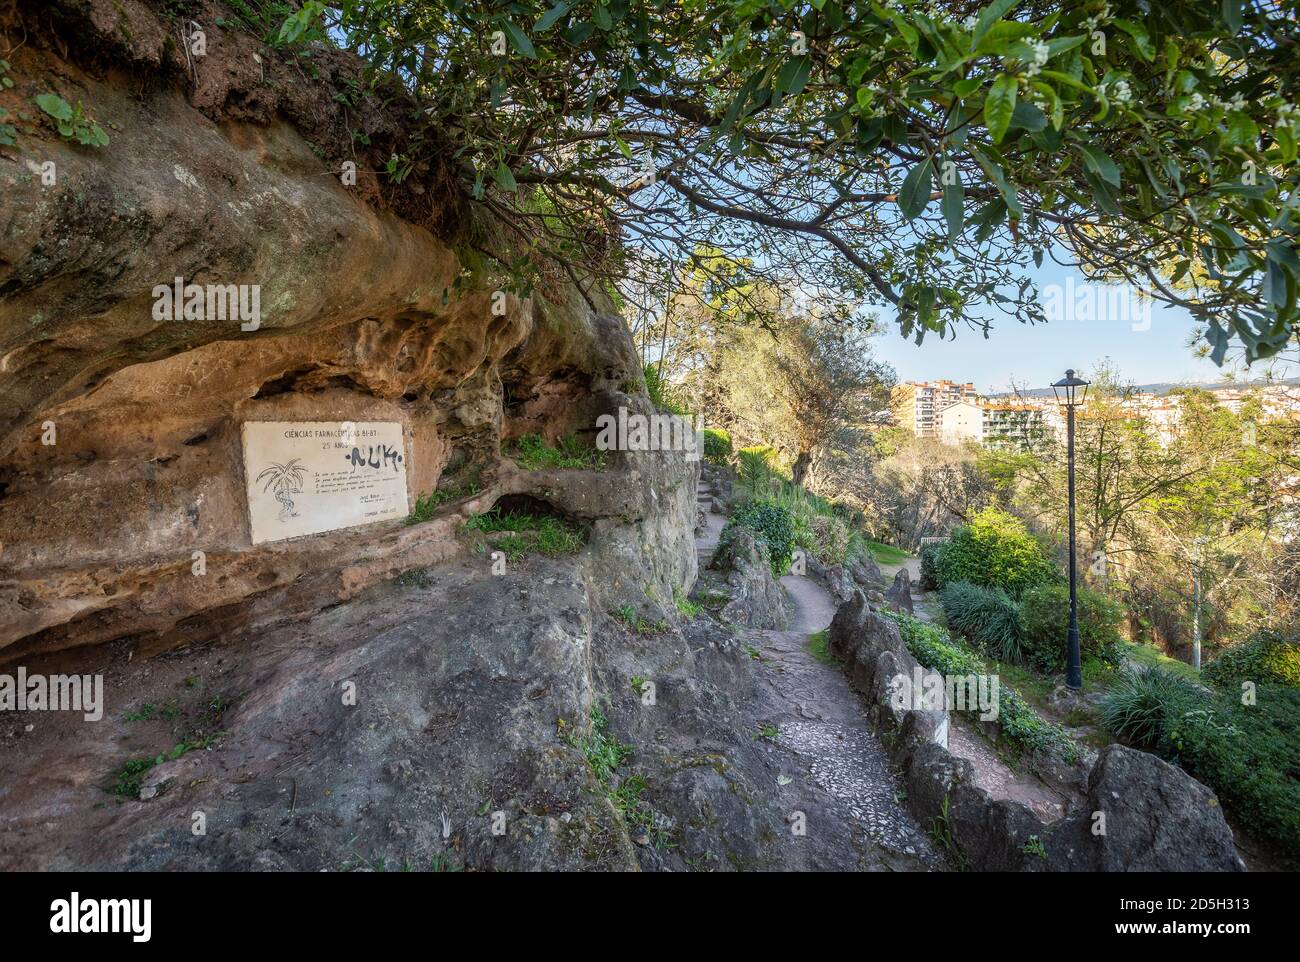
[828,592,1245,872]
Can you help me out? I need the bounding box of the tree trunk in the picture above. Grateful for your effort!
[1191,565,1203,670]
[791,449,812,486]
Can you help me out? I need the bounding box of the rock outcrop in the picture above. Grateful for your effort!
[0,0,695,663]
[0,1,884,873]
[828,593,1244,872]
[708,526,789,630]
[884,568,914,614]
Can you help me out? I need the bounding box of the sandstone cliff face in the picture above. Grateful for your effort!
[0,3,934,874]
[0,0,691,661]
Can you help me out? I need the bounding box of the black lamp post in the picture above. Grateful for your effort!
[1052,369,1090,690]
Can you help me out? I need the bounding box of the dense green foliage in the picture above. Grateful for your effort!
[1020,581,1125,671]
[1100,667,1300,855]
[1169,687,1300,856]
[301,1,1300,362]
[934,507,1057,597]
[729,499,797,576]
[702,427,732,464]
[1203,629,1300,690]
[465,508,585,560]
[891,611,1079,763]
[919,540,945,590]
[938,581,1027,663]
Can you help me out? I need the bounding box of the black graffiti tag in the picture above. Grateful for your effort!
[345,443,404,472]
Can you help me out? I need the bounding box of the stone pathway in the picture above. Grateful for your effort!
[694,487,940,868]
[881,550,1072,822]
[760,574,941,866]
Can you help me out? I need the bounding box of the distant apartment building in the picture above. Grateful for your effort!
[939,401,1046,449]
[892,380,979,437]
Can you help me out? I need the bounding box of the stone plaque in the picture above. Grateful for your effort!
[241,421,409,545]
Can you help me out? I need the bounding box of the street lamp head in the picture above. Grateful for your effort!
[1052,369,1091,408]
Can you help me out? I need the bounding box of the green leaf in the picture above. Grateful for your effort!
[35,93,73,122]
[1010,102,1047,133]
[984,74,1018,144]
[534,3,570,31]
[501,21,537,58]
[942,179,965,241]
[776,56,811,98]
[898,156,934,220]
[1276,126,1297,165]
[1222,0,1243,35]
[593,4,613,31]
[972,148,1023,220]
[972,0,1022,46]
[492,162,518,192]
[1224,111,1258,149]
[1077,145,1120,188]
[1113,19,1155,61]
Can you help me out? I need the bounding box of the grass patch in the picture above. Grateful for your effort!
[673,590,702,619]
[865,540,910,566]
[124,700,180,722]
[563,706,654,832]
[110,733,220,798]
[511,433,607,471]
[406,477,481,525]
[111,692,238,796]
[807,629,836,666]
[1119,641,1203,683]
[613,603,667,635]
[465,509,585,562]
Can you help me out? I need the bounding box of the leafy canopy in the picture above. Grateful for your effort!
[292,1,1299,360]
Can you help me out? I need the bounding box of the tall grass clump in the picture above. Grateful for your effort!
[938,581,1028,664]
[1097,666,1207,752]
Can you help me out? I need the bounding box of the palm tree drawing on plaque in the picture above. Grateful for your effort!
[255,459,308,522]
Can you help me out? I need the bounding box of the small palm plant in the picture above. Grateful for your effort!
[736,445,776,498]
[256,459,307,521]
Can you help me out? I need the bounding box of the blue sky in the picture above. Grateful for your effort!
[870,260,1229,394]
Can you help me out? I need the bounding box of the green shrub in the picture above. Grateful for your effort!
[801,514,850,565]
[729,499,796,577]
[935,507,1056,598]
[1099,667,1300,855]
[1204,629,1300,690]
[1097,667,1208,752]
[919,541,946,590]
[1168,686,1300,856]
[890,612,1079,763]
[643,363,687,415]
[702,428,732,464]
[938,581,1027,664]
[1020,582,1125,672]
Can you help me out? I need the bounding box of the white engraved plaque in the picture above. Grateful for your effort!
[241,421,409,544]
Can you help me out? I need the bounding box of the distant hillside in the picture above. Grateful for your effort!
[995,378,1300,399]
